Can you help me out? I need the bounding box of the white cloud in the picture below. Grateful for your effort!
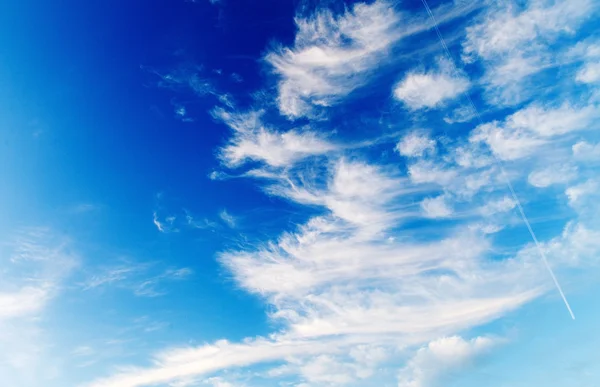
[266,1,402,118]
[573,42,600,83]
[470,121,544,161]
[407,160,457,186]
[573,141,600,161]
[471,101,600,160]
[507,103,600,137]
[153,212,177,233]
[420,195,453,218]
[82,127,587,387]
[528,165,578,188]
[396,131,436,157]
[85,137,575,384]
[398,336,498,387]
[577,62,600,83]
[478,196,516,216]
[0,287,48,320]
[444,105,476,124]
[566,179,599,206]
[394,59,469,110]
[463,0,596,104]
[213,108,337,167]
[463,0,594,62]
[266,1,477,118]
[219,209,237,228]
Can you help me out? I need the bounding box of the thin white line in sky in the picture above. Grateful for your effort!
[420,0,575,320]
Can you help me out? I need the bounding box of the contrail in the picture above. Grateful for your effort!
[419,0,575,320]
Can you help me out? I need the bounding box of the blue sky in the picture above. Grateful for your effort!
[1,0,600,386]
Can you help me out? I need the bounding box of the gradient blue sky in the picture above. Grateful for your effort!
[1,0,600,386]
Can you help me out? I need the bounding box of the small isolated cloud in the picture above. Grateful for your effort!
[528,165,578,188]
[394,59,469,110]
[153,212,178,233]
[219,209,237,228]
[208,170,231,181]
[420,195,453,218]
[173,104,194,122]
[396,131,436,158]
[398,336,498,387]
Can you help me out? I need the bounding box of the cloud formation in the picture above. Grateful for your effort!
[266,1,402,118]
[83,1,600,386]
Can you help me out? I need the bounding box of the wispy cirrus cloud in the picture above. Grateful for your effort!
[81,262,192,297]
[218,209,237,228]
[212,107,338,167]
[266,0,402,118]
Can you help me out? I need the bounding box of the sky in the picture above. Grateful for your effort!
[1,0,600,386]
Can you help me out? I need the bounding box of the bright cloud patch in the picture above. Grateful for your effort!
[398,336,498,387]
[266,0,402,118]
[212,108,337,167]
[394,60,469,110]
[421,195,453,218]
[528,165,578,188]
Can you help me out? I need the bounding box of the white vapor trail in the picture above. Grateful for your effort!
[420,0,575,320]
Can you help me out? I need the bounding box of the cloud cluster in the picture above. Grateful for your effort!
[463,0,597,104]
